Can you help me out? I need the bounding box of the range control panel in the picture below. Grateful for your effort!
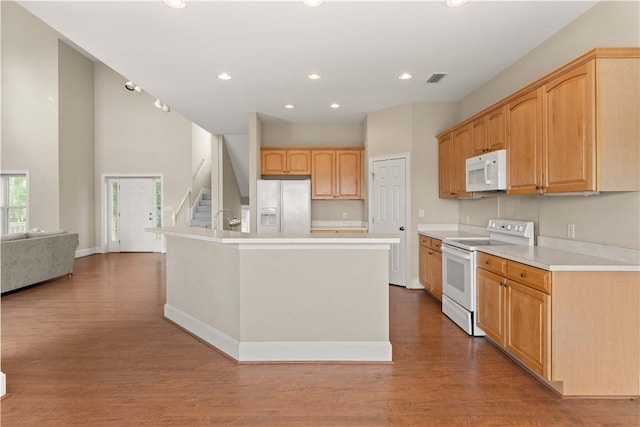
[487,219,535,239]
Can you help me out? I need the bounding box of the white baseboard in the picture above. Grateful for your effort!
[75,247,100,258]
[0,371,6,396]
[164,304,240,360]
[406,277,425,290]
[164,304,393,362]
[239,341,392,362]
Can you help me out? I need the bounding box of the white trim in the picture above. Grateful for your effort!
[164,304,240,360]
[239,341,392,362]
[75,247,99,258]
[164,304,392,362]
[0,371,5,397]
[367,152,412,288]
[407,277,425,290]
[100,173,164,253]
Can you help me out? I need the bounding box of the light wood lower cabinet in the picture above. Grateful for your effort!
[419,236,442,300]
[477,251,640,397]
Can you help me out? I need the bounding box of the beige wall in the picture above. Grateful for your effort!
[1,1,60,232]
[221,141,242,230]
[262,122,363,147]
[191,123,212,202]
[458,1,640,250]
[248,113,262,232]
[58,41,95,250]
[93,62,192,241]
[365,102,460,279]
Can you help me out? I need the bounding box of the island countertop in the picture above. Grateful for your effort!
[150,226,399,246]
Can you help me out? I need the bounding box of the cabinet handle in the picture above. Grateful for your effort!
[485,260,490,265]
[428,251,434,255]
[501,279,507,287]
[520,272,526,278]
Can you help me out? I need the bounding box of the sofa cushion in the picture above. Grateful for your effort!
[1,233,27,242]
[26,229,68,239]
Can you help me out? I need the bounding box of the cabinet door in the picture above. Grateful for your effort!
[335,150,362,199]
[286,150,312,175]
[505,280,550,378]
[453,125,473,197]
[311,151,335,199]
[477,269,506,345]
[543,62,595,193]
[438,133,454,198]
[507,89,543,194]
[432,250,442,299]
[261,150,286,175]
[487,106,507,151]
[472,116,488,155]
[419,244,429,288]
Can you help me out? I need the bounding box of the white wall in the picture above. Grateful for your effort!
[93,62,192,240]
[1,1,60,232]
[58,41,95,250]
[458,1,640,249]
[248,113,262,232]
[221,141,242,230]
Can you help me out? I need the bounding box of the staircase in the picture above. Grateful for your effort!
[190,191,212,228]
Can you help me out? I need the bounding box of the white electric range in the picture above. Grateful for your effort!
[441,219,535,336]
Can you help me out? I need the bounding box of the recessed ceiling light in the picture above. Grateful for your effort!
[446,0,468,8]
[307,73,322,80]
[303,0,324,7]
[217,73,232,81]
[284,104,295,109]
[164,0,186,9]
[398,73,413,80]
[329,103,340,109]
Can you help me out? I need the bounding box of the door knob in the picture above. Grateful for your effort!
[399,226,405,231]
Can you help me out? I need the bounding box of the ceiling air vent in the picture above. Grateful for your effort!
[426,73,447,83]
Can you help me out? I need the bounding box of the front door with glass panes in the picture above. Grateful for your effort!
[108,177,162,252]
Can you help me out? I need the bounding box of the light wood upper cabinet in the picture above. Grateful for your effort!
[438,133,454,198]
[507,88,543,194]
[311,148,363,200]
[438,49,639,196]
[471,116,488,156]
[543,62,595,193]
[453,125,474,197]
[261,149,311,175]
[487,106,507,152]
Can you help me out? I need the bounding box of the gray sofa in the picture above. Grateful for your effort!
[1,230,79,294]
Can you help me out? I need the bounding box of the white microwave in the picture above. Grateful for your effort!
[465,149,507,192]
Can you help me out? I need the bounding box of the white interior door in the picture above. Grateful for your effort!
[370,158,407,286]
[119,178,157,252]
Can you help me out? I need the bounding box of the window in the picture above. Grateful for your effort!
[1,173,28,234]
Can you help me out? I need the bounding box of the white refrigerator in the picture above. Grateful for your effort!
[257,179,311,234]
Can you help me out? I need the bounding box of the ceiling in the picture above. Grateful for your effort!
[18,0,598,136]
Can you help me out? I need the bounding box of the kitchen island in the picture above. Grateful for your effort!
[149,227,399,362]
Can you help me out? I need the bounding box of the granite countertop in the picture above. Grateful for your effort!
[478,245,640,272]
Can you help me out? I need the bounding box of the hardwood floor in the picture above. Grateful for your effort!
[1,253,638,426]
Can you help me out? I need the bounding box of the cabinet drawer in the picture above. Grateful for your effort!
[478,252,507,276]
[429,238,442,251]
[420,235,431,247]
[506,261,551,294]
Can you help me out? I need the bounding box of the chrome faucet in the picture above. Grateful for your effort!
[213,209,241,231]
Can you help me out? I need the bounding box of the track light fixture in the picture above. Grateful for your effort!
[125,80,143,94]
[154,98,171,113]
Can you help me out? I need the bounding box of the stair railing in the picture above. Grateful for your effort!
[172,188,192,226]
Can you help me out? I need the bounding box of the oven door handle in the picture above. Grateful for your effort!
[441,244,473,260]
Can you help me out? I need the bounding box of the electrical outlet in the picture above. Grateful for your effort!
[418,209,424,218]
[567,224,576,239]
[342,212,348,220]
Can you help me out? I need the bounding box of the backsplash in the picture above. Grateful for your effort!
[459,192,640,250]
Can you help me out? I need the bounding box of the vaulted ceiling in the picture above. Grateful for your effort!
[19,0,597,136]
